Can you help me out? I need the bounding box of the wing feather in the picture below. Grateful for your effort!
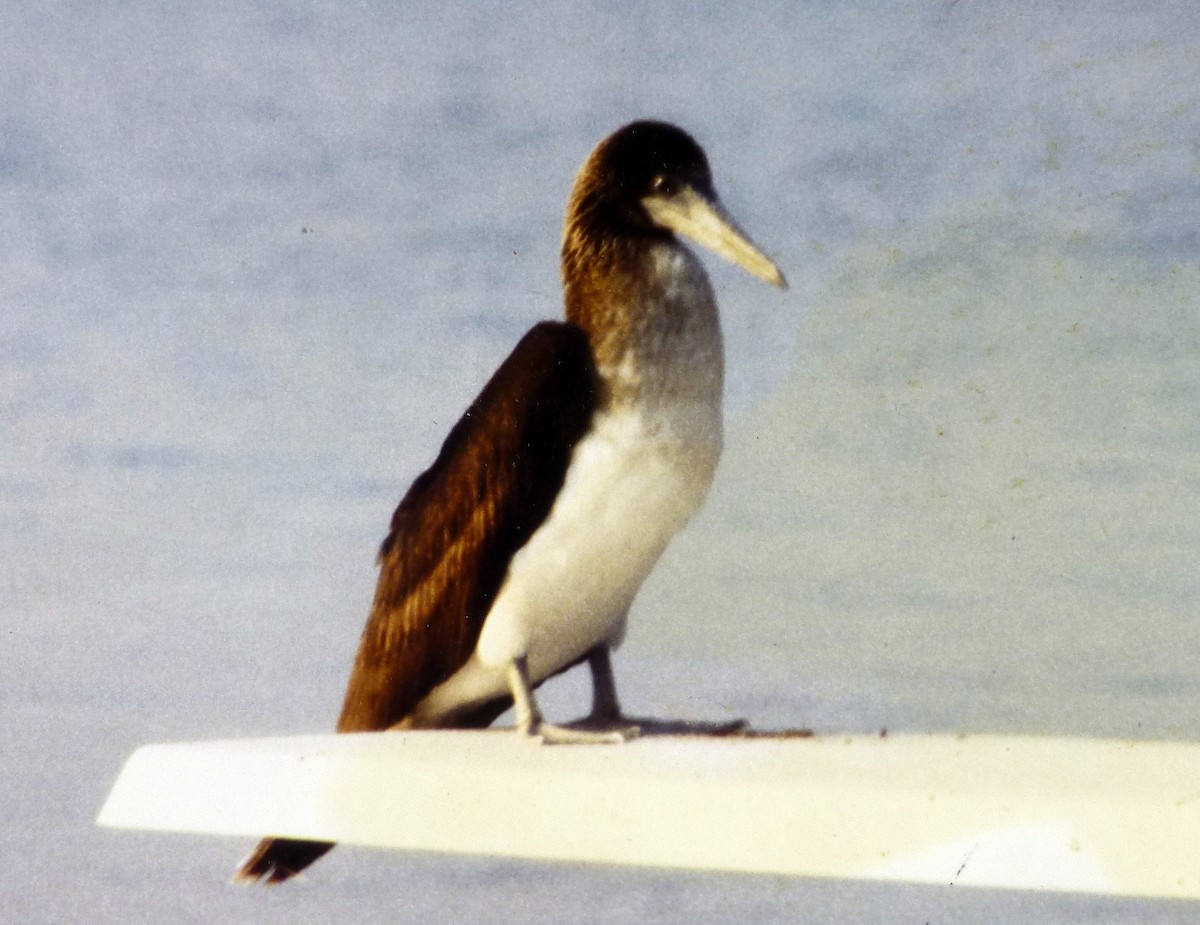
[336,321,598,731]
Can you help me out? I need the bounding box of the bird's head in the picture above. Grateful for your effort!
[567,120,787,289]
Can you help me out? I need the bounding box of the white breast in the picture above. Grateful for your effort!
[405,405,720,725]
[475,403,721,678]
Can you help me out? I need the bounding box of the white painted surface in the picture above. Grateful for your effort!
[98,732,1200,898]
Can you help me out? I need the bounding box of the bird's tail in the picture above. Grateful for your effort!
[233,837,334,885]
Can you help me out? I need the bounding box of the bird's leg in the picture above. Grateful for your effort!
[577,645,640,737]
[507,655,543,735]
[583,645,748,737]
[506,655,631,745]
[588,645,622,721]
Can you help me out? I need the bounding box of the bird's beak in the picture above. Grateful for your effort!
[642,184,787,290]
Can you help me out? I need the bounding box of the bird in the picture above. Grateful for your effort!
[234,119,786,884]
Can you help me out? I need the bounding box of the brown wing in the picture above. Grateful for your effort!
[335,321,599,732]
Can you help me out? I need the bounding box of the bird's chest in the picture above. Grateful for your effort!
[474,405,720,674]
[557,405,722,549]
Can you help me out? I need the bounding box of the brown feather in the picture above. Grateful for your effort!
[235,322,598,883]
[337,320,599,731]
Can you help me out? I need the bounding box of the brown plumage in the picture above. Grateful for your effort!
[338,321,598,732]
[235,323,598,883]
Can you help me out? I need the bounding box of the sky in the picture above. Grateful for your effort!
[3,2,1199,923]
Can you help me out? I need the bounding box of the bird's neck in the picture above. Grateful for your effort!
[562,232,725,415]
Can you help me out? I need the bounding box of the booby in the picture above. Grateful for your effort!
[235,120,785,883]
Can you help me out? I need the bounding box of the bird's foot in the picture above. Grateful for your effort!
[616,716,750,737]
[570,713,643,739]
[521,719,637,745]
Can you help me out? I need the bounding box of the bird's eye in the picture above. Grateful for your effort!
[650,174,678,196]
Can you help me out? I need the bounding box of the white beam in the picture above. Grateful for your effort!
[97,731,1200,898]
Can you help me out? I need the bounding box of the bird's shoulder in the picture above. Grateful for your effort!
[377,320,598,564]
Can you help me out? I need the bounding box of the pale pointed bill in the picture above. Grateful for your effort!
[642,184,788,290]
